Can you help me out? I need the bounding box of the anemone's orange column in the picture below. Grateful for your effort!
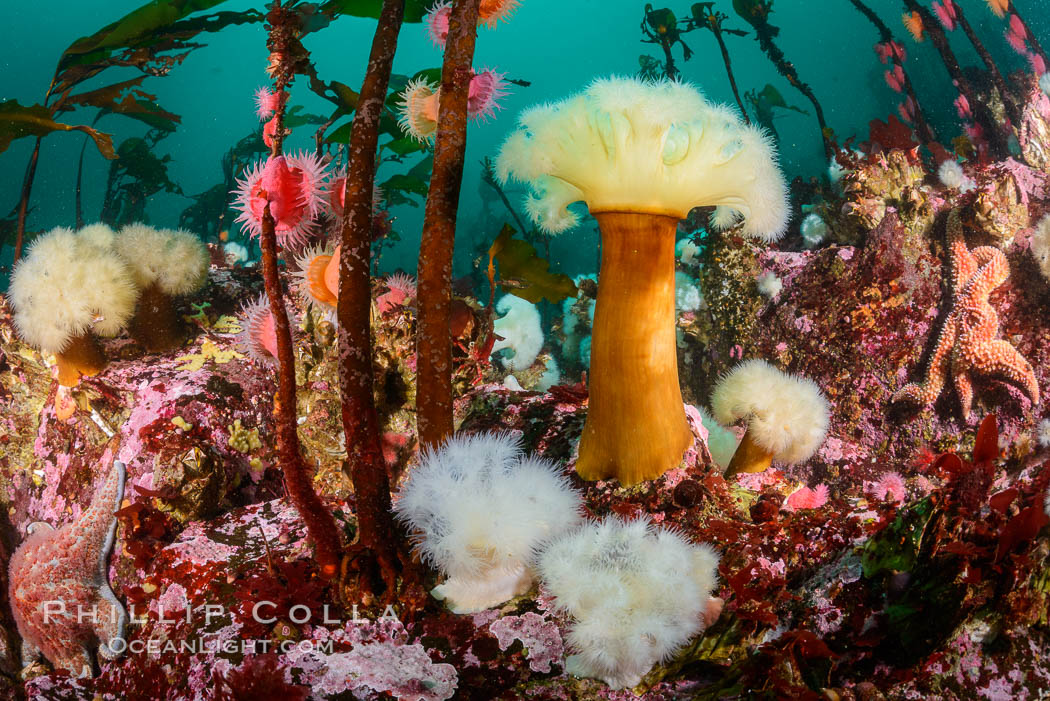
[576,212,692,485]
[55,333,107,387]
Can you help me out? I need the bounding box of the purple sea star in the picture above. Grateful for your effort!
[8,460,127,676]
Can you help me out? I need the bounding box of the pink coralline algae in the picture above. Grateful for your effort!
[232,152,329,247]
[892,210,1039,419]
[488,612,565,673]
[783,484,829,512]
[281,621,458,701]
[8,460,127,676]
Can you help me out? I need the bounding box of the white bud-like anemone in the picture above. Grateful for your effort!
[538,516,720,690]
[491,295,543,372]
[756,271,783,299]
[1038,420,1050,456]
[800,213,828,249]
[711,359,830,465]
[9,226,137,354]
[114,224,209,296]
[675,272,703,312]
[496,76,790,240]
[393,432,583,613]
[1031,214,1050,282]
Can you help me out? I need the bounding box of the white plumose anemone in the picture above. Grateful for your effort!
[491,294,543,372]
[756,271,783,299]
[393,432,583,614]
[114,224,209,296]
[9,226,138,384]
[538,516,720,690]
[494,76,789,485]
[711,359,830,476]
[496,76,789,239]
[800,213,828,249]
[675,272,703,312]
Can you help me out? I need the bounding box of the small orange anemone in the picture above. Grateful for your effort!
[986,0,1009,18]
[324,244,341,304]
[293,244,337,311]
[479,0,520,27]
[903,11,924,42]
[397,79,440,142]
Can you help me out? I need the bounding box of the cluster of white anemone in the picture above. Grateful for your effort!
[539,516,720,690]
[9,223,207,356]
[393,432,722,689]
[393,432,582,613]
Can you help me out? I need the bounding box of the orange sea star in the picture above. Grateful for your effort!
[8,460,127,676]
[893,210,1039,419]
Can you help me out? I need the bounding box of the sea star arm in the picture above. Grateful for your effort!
[952,355,975,420]
[967,339,1041,405]
[893,314,956,406]
[92,461,127,662]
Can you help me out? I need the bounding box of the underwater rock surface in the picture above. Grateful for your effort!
[3,82,1050,701]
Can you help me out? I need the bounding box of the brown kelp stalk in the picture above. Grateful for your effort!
[900,0,1010,155]
[259,0,343,578]
[736,0,832,158]
[692,4,750,124]
[948,2,1021,127]
[640,5,692,81]
[416,0,483,450]
[847,0,935,146]
[13,137,42,263]
[336,0,414,598]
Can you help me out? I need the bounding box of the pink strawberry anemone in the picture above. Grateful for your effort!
[376,273,417,314]
[397,71,507,141]
[479,0,520,27]
[233,152,329,248]
[255,87,280,120]
[468,69,508,121]
[327,171,386,222]
[236,293,297,365]
[783,484,829,512]
[425,0,519,47]
[424,2,451,48]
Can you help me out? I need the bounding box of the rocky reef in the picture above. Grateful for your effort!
[2,77,1050,701]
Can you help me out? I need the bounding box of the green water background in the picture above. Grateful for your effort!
[0,0,1043,280]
